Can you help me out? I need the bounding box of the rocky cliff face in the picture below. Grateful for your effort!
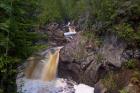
[19,23,140,93]
[39,23,123,85]
[58,32,127,86]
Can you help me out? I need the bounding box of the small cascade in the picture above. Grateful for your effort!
[41,49,60,81]
[16,47,78,93]
[25,46,63,81]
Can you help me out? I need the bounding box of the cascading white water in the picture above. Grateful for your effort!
[16,42,94,93]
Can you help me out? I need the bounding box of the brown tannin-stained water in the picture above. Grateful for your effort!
[25,47,63,82]
[41,51,60,81]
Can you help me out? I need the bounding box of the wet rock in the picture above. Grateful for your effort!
[134,49,140,59]
[94,81,107,93]
[122,50,134,59]
[122,49,140,60]
[100,35,126,67]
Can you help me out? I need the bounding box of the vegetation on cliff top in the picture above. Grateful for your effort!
[0,0,140,93]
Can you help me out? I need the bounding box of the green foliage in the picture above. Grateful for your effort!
[96,53,104,63]
[113,22,140,43]
[82,31,103,47]
[119,89,128,93]
[0,0,48,93]
[101,72,117,91]
[113,23,135,42]
[84,0,140,45]
[0,56,20,93]
[82,31,95,41]
[37,0,139,44]
[38,0,88,23]
[90,0,117,23]
[32,44,48,52]
[124,59,137,69]
[38,0,63,24]
[0,0,42,57]
[131,70,140,83]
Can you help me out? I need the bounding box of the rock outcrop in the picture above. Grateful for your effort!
[58,32,127,86]
[38,23,134,87]
[19,23,140,93]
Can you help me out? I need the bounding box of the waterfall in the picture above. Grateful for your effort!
[41,50,60,81]
[24,47,63,81]
[16,40,95,93]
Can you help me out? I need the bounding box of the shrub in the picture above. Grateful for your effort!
[124,59,137,69]
[101,72,117,91]
[96,53,104,63]
[0,56,20,93]
[113,23,134,42]
[82,31,103,47]
[119,89,128,93]
[38,0,88,23]
[90,0,118,22]
[0,0,46,93]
